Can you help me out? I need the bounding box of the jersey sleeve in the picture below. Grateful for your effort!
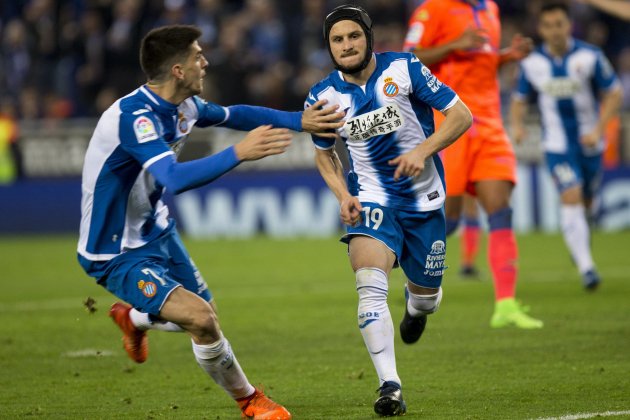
[513,64,534,100]
[593,50,619,91]
[191,96,230,127]
[118,111,174,168]
[403,2,440,52]
[304,90,335,150]
[408,55,458,112]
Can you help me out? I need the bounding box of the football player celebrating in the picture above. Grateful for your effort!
[305,5,472,416]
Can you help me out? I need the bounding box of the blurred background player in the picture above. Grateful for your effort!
[306,5,472,416]
[403,0,543,329]
[77,24,344,420]
[510,2,622,290]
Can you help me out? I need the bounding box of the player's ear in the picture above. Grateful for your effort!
[171,63,185,80]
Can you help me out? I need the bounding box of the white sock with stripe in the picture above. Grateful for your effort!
[356,268,400,386]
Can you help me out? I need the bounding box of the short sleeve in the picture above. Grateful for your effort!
[593,51,619,91]
[304,90,335,150]
[403,2,440,52]
[118,112,173,168]
[408,55,457,112]
[192,96,229,127]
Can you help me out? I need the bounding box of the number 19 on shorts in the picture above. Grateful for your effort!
[361,206,383,230]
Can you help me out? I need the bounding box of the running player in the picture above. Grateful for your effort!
[306,5,472,416]
[510,2,622,289]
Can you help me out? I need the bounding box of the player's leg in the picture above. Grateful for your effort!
[344,203,406,416]
[398,208,445,346]
[121,229,210,333]
[476,179,543,329]
[445,195,463,236]
[461,194,481,277]
[159,287,291,419]
[349,235,405,417]
[549,153,601,289]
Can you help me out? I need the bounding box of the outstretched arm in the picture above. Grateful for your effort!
[389,100,472,180]
[148,126,291,194]
[221,100,344,137]
[314,147,362,226]
[576,0,630,20]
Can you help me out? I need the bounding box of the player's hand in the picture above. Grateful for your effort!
[512,124,527,145]
[340,195,363,226]
[389,149,426,181]
[509,33,534,60]
[580,126,602,148]
[453,27,487,51]
[302,99,346,139]
[234,125,292,161]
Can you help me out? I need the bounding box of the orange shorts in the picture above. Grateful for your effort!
[438,114,517,197]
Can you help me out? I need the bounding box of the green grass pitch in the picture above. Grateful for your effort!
[1,232,629,419]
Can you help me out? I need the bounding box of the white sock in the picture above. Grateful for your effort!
[560,204,595,274]
[356,268,400,386]
[407,287,443,318]
[129,308,184,332]
[192,336,255,400]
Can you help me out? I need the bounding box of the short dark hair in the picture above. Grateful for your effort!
[140,25,202,81]
[540,2,570,17]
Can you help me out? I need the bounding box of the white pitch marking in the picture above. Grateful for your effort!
[63,349,114,358]
[533,410,630,420]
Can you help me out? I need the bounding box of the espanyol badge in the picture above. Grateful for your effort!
[383,77,399,98]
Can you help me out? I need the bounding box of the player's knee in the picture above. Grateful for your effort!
[445,218,459,236]
[189,307,219,338]
[488,207,512,231]
[408,287,442,315]
[356,267,388,301]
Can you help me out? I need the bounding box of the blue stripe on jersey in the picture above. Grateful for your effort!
[550,52,580,154]
[86,146,142,254]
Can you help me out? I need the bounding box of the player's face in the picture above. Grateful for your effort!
[538,10,572,49]
[180,41,208,95]
[328,20,368,74]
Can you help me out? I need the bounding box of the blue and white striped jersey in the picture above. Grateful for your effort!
[78,86,229,266]
[515,39,619,155]
[305,52,458,212]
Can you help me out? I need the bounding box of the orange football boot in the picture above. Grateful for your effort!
[108,302,148,363]
[237,388,292,420]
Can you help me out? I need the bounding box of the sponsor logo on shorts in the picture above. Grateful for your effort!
[427,191,439,201]
[383,77,399,98]
[138,280,157,298]
[424,240,446,277]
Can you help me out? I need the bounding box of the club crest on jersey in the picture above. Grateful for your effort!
[343,103,404,142]
[138,280,157,298]
[133,116,158,143]
[383,77,399,98]
[178,112,189,133]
